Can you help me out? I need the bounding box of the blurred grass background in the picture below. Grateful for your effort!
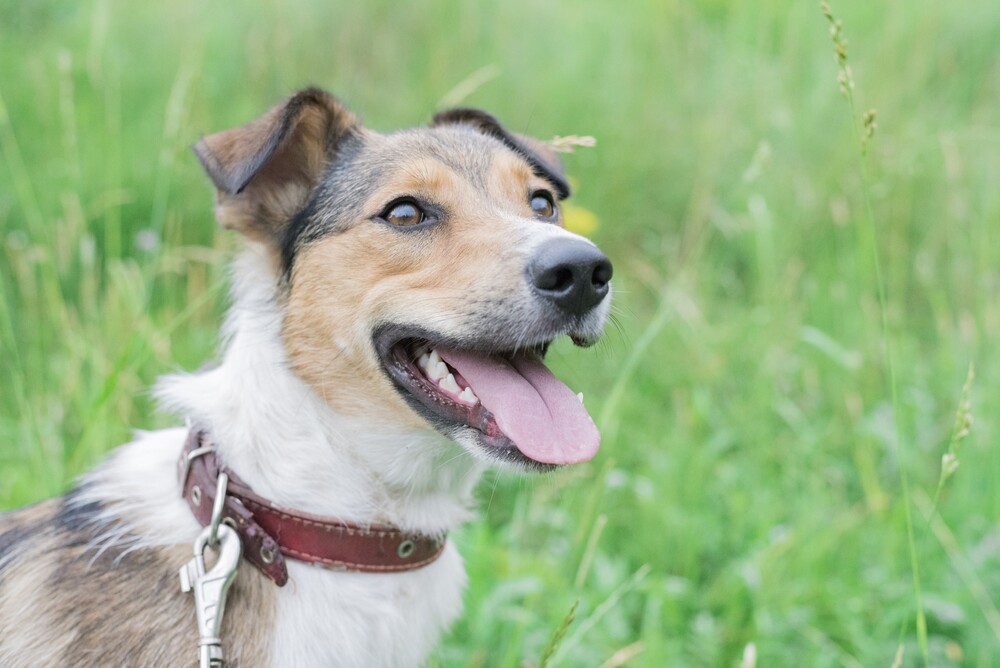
[1,0,999,665]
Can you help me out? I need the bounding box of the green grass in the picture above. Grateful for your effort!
[2,1,999,665]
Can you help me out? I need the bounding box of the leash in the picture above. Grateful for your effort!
[176,427,447,667]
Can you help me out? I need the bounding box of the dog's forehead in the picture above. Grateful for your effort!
[314,126,532,216]
[356,125,526,182]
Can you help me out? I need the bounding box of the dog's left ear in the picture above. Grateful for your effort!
[194,87,361,245]
[431,108,571,200]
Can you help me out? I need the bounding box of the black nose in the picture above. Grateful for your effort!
[528,239,613,316]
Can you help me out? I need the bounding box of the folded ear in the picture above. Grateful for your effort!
[194,87,360,244]
[430,108,571,199]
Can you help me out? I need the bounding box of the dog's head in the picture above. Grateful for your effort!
[194,88,612,470]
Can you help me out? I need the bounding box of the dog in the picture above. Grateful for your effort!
[0,87,612,667]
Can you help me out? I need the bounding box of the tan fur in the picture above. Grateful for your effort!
[283,152,562,418]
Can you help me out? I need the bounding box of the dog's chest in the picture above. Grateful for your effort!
[268,547,465,668]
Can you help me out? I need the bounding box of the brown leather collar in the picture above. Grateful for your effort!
[178,428,447,586]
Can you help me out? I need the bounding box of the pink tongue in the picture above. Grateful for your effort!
[437,349,600,465]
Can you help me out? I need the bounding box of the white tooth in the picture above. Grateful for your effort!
[418,353,430,369]
[426,359,445,381]
[577,392,584,404]
[441,373,460,394]
[459,387,479,405]
[427,350,441,368]
[428,361,448,382]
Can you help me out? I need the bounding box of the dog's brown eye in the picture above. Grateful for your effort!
[530,191,556,220]
[385,201,425,227]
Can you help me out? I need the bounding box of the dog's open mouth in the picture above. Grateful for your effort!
[378,332,600,466]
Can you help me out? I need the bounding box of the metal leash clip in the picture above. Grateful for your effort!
[179,473,242,668]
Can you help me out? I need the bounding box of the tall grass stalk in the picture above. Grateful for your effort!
[914,492,1000,643]
[538,600,578,668]
[820,2,927,663]
[549,564,651,666]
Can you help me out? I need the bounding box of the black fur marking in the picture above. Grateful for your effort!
[281,196,322,275]
[47,487,111,559]
[0,523,33,566]
[279,135,373,276]
[53,487,102,533]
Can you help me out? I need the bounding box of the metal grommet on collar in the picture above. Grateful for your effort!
[397,540,416,559]
[191,486,202,506]
[260,546,276,564]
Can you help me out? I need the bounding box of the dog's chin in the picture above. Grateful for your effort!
[373,324,601,470]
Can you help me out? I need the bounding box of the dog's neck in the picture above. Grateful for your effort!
[156,247,483,535]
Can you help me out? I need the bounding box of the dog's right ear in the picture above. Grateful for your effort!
[194,88,360,245]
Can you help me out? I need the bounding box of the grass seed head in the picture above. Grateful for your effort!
[936,363,975,490]
[821,2,855,97]
[549,134,597,153]
[862,108,878,138]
